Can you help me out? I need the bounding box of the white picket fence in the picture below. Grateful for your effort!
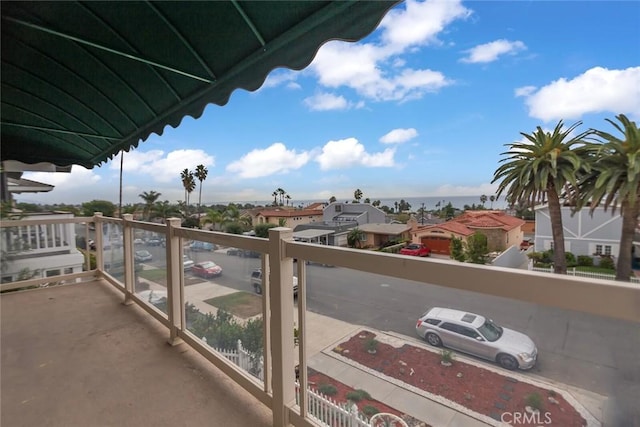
[205,338,408,427]
[295,383,371,427]
[531,266,640,283]
[204,338,264,381]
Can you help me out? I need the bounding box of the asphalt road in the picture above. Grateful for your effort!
[131,243,639,425]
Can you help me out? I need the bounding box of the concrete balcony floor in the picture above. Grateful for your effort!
[1,281,272,427]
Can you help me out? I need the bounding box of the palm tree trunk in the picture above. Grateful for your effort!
[547,185,567,274]
[616,197,639,281]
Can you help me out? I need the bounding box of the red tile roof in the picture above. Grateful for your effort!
[415,211,524,236]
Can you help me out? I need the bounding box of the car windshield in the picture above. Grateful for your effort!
[407,244,419,249]
[477,320,503,342]
[200,262,216,268]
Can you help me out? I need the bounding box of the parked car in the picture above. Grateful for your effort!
[192,261,223,278]
[133,238,144,245]
[250,268,298,296]
[134,250,153,262]
[400,243,431,257]
[520,239,533,250]
[183,255,195,270]
[415,307,537,370]
[239,249,261,258]
[190,241,217,251]
[226,247,241,256]
[147,238,163,246]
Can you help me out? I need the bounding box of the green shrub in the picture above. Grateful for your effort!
[577,255,593,267]
[362,405,380,417]
[364,337,379,353]
[525,392,543,411]
[318,383,337,396]
[541,249,554,264]
[565,251,577,267]
[346,389,371,402]
[598,256,615,270]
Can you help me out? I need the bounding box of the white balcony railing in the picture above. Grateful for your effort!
[1,213,638,427]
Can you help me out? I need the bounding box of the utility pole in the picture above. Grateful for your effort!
[421,202,425,225]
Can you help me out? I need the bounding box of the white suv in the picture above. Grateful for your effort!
[250,269,298,297]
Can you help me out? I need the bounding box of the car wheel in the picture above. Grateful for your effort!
[425,332,442,347]
[254,284,262,295]
[497,353,519,370]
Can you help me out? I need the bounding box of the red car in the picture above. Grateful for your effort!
[192,261,222,278]
[400,243,431,257]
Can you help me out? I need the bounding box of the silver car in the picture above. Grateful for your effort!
[415,307,537,370]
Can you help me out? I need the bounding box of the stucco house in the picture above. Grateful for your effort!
[254,208,323,229]
[534,205,623,258]
[410,211,525,255]
[293,202,389,247]
[357,223,411,248]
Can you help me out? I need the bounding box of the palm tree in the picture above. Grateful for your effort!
[489,195,496,209]
[492,120,591,274]
[277,188,286,206]
[285,194,291,206]
[480,194,488,207]
[202,208,223,230]
[329,196,337,203]
[578,114,640,281]
[154,200,181,222]
[353,189,363,203]
[195,164,208,214]
[180,169,195,215]
[347,227,365,248]
[139,190,162,221]
[272,190,279,206]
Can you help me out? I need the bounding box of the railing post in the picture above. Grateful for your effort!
[93,213,104,272]
[122,214,135,305]
[166,217,184,346]
[268,227,295,427]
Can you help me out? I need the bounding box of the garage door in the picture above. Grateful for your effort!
[422,236,451,255]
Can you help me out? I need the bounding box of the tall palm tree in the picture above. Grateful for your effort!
[489,195,496,209]
[492,120,591,274]
[578,114,640,281]
[480,194,488,207]
[272,190,279,206]
[139,190,162,221]
[180,169,195,216]
[277,188,286,206]
[285,194,291,206]
[195,164,208,214]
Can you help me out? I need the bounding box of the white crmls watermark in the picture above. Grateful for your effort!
[501,411,553,425]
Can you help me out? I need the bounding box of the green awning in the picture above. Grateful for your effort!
[1,1,398,168]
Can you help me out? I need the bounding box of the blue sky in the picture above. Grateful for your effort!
[21,0,640,206]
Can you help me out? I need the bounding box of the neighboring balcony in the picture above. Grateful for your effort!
[1,214,639,427]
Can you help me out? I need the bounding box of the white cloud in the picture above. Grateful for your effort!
[315,138,396,170]
[304,92,350,111]
[24,166,100,189]
[110,149,215,183]
[460,39,526,63]
[380,0,472,49]
[308,0,468,103]
[226,143,310,178]
[380,128,418,144]
[514,86,536,97]
[261,70,299,89]
[519,66,640,121]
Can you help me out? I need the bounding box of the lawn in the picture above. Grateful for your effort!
[138,269,167,285]
[204,292,262,319]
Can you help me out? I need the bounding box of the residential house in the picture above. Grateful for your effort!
[357,223,411,248]
[534,205,622,258]
[294,202,389,247]
[410,211,525,255]
[1,212,85,283]
[254,208,323,229]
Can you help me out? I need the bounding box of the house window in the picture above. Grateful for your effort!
[595,245,603,255]
[64,267,74,274]
[604,246,612,256]
[335,205,342,212]
[46,269,61,277]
